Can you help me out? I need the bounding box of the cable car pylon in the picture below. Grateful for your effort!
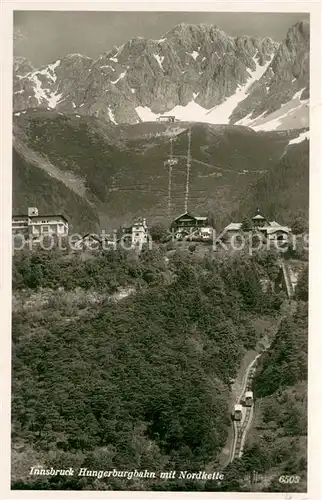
[184,127,192,213]
[164,137,178,220]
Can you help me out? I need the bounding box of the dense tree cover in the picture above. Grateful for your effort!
[296,265,309,301]
[261,381,307,437]
[12,246,168,293]
[11,249,284,490]
[290,215,308,235]
[241,218,253,232]
[234,139,309,227]
[148,224,170,243]
[254,303,308,398]
[217,302,308,493]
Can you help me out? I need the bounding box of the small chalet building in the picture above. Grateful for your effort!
[171,212,213,240]
[12,207,69,240]
[157,115,176,123]
[222,210,292,242]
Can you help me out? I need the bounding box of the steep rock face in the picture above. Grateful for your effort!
[13,56,34,75]
[13,54,93,112]
[13,23,278,124]
[230,21,309,125]
[13,21,308,129]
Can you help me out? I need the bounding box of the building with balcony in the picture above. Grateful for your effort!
[171,211,212,240]
[12,207,69,240]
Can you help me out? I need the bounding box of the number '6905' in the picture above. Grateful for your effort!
[279,475,301,484]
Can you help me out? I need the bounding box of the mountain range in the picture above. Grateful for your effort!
[13,20,309,131]
[12,19,309,232]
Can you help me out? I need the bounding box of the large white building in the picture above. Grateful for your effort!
[12,207,69,240]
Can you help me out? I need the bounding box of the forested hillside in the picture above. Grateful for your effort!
[215,286,308,493]
[11,247,285,490]
[235,139,309,227]
[13,112,303,230]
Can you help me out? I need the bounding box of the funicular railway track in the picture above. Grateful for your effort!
[229,357,260,462]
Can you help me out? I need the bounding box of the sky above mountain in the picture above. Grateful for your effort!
[14,11,309,67]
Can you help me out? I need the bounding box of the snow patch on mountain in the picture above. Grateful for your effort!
[292,88,306,100]
[187,51,199,60]
[135,106,159,121]
[31,74,48,105]
[160,102,209,122]
[67,53,91,59]
[111,71,127,84]
[47,60,61,80]
[288,130,309,145]
[250,89,309,131]
[108,107,117,124]
[135,55,273,125]
[153,54,165,69]
[100,65,115,71]
[203,55,273,124]
[47,91,63,108]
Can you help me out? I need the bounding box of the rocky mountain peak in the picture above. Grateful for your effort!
[13,56,34,76]
[13,20,309,131]
[286,20,309,44]
[229,20,309,130]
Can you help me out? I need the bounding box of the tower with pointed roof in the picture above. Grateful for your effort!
[252,210,267,228]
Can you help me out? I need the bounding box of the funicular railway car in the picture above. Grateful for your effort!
[233,404,243,421]
[245,391,254,407]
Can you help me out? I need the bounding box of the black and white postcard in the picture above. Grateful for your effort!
[1,1,321,499]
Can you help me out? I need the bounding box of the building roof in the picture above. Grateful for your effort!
[174,211,194,221]
[224,222,242,231]
[245,391,253,397]
[266,226,291,234]
[252,214,265,220]
[13,213,68,222]
[174,212,208,222]
[31,214,68,222]
[234,404,243,411]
